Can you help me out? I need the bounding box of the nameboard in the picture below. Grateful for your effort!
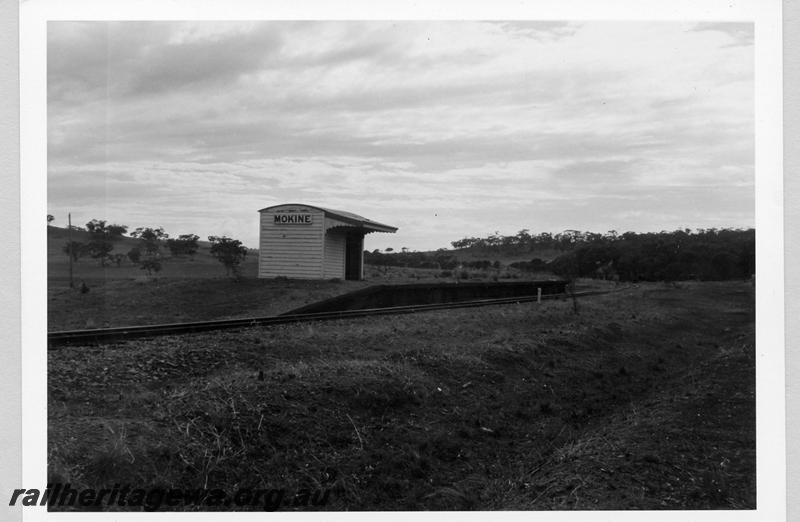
[274,214,313,225]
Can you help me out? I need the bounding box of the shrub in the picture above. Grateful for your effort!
[139,258,162,275]
[127,247,142,264]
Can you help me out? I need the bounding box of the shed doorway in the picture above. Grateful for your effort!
[344,233,364,280]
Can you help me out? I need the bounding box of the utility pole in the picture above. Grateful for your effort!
[68,213,74,288]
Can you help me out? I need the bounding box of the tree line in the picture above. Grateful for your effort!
[365,249,464,270]
[546,228,755,282]
[368,227,755,282]
[450,229,622,253]
[57,218,249,279]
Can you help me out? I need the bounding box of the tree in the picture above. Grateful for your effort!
[85,219,128,266]
[515,229,531,248]
[62,241,88,262]
[139,258,162,276]
[86,219,127,239]
[208,235,248,279]
[127,247,142,264]
[87,240,114,265]
[106,224,128,237]
[47,214,54,225]
[166,234,199,257]
[130,227,168,276]
[710,252,734,280]
[737,238,756,277]
[131,227,168,256]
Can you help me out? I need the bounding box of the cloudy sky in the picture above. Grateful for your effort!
[47,21,753,251]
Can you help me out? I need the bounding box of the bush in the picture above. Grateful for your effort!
[139,258,162,275]
[127,247,142,264]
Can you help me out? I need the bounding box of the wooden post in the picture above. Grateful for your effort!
[360,234,365,281]
[537,287,542,303]
[68,213,74,288]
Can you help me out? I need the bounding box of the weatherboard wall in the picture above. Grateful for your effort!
[258,206,325,279]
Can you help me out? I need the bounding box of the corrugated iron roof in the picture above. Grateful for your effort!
[258,203,398,233]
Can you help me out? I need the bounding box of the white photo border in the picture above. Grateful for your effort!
[20,1,784,521]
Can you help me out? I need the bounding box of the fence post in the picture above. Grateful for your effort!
[537,287,542,303]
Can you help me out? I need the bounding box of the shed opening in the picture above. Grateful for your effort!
[345,232,365,280]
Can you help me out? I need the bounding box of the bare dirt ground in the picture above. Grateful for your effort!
[47,281,755,511]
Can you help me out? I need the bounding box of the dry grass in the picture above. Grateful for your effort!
[48,282,755,511]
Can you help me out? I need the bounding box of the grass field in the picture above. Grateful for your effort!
[48,261,551,331]
[48,281,755,511]
[48,278,374,331]
[47,225,554,331]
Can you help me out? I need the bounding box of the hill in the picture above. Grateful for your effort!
[47,225,259,280]
[367,228,756,283]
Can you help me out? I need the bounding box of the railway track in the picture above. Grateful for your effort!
[47,288,625,348]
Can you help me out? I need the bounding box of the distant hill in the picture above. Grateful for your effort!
[366,227,756,282]
[46,225,242,253]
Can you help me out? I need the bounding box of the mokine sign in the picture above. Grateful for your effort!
[274,214,313,225]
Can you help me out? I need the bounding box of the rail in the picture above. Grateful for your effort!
[47,288,626,348]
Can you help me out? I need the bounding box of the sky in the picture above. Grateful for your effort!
[47,21,754,251]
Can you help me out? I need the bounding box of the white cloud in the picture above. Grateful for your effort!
[47,20,753,251]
